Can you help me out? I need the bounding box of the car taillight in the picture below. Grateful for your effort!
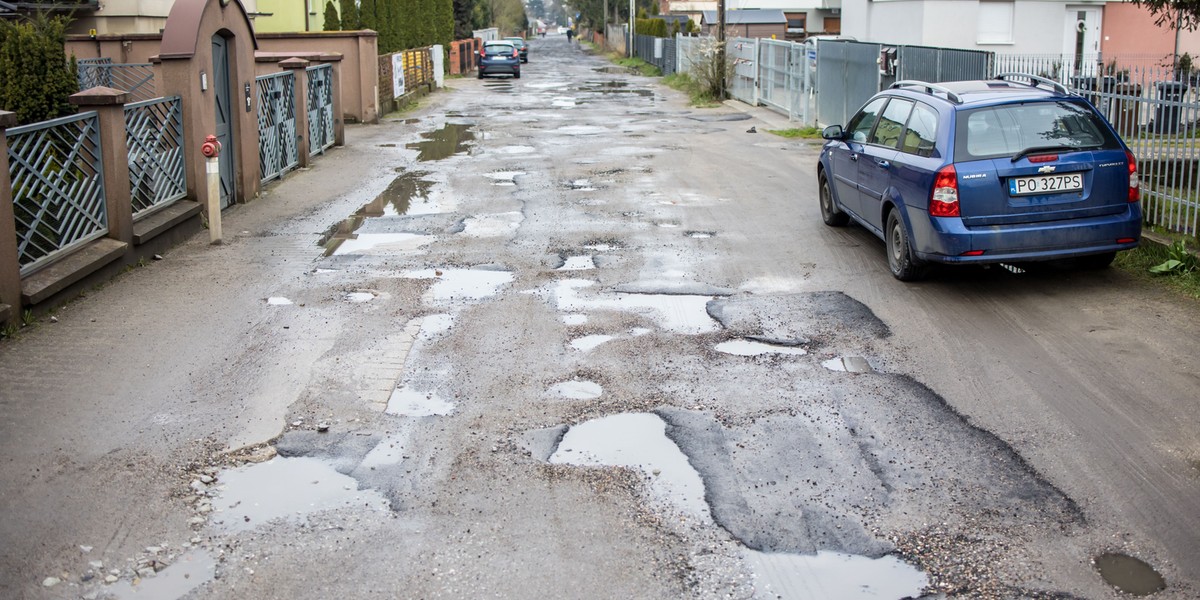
[1126,150,1139,202]
[512,49,519,58]
[930,165,960,217]
[1029,154,1057,163]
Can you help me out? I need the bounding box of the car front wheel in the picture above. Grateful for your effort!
[886,210,925,281]
[819,172,849,227]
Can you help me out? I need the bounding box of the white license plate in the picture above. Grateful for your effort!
[1009,173,1083,196]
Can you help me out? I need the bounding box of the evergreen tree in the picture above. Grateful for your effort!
[340,0,361,29]
[323,1,342,30]
[360,0,379,36]
[453,0,476,39]
[0,14,78,125]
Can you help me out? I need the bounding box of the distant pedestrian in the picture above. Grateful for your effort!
[566,29,574,43]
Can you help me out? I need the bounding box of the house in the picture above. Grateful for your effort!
[1100,2,1200,68]
[668,0,841,38]
[68,0,261,35]
[254,0,327,33]
[700,9,787,39]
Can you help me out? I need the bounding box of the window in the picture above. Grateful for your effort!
[955,100,1120,161]
[847,98,887,143]
[900,103,938,157]
[977,1,1014,45]
[869,98,914,148]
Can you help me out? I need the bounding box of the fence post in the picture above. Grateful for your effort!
[0,111,22,324]
[280,58,312,167]
[70,87,133,248]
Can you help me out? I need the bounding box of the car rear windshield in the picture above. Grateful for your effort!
[953,100,1121,162]
[484,43,515,54]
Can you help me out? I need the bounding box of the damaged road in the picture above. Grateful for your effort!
[1,33,1198,600]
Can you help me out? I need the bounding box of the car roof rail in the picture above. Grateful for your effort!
[889,80,963,104]
[994,72,1072,95]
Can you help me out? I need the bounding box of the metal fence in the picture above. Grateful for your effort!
[896,45,992,84]
[256,71,298,184]
[77,58,157,103]
[816,40,882,131]
[728,37,758,106]
[632,34,676,75]
[758,38,812,123]
[124,96,186,218]
[6,112,107,275]
[676,34,705,75]
[306,65,335,156]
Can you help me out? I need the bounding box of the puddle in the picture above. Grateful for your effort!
[419,313,454,339]
[345,291,376,303]
[1095,553,1166,596]
[550,413,709,517]
[686,231,715,239]
[485,171,525,186]
[567,179,597,191]
[584,243,618,252]
[562,313,588,325]
[326,232,436,256]
[630,327,652,336]
[402,268,514,304]
[266,297,293,306]
[822,356,874,373]
[558,256,596,271]
[366,171,434,216]
[495,145,535,154]
[211,457,389,532]
[358,431,410,470]
[554,125,607,136]
[743,549,927,600]
[552,97,577,108]
[406,123,475,161]
[570,335,613,352]
[716,339,807,357]
[544,412,929,599]
[549,380,603,400]
[461,212,522,237]
[385,387,455,416]
[106,550,216,600]
[657,222,680,228]
[547,279,718,334]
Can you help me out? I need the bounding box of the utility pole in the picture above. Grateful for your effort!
[603,0,608,44]
[629,0,635,58]
[716,0,726,99]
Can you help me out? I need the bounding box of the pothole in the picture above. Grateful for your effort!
[344,291,377,303]
[549,380,603,399]
[460,212,523,237]
[554,125,607,136]
[686,231,716,239]
[822,356,874,373]
[1095,553,1166,596]
[541,412,928,599]
[385,387,455,416]
[406,123,475,161]
[716,339,807,357]
[210,457,389,532]
[562,313,588,325]
[105,550,216,600]
[266,297,293,306]
[558,256,596,271]
[567,179,598,191]
[324,232,436,257]
[544,279,718,334]
[484,170,525,186]
[570,335,613,352]
[401,268,513,304]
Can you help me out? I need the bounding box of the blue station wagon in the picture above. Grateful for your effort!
[817,74,1141,280]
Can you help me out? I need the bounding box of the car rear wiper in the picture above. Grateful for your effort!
[1010,144,1096,162]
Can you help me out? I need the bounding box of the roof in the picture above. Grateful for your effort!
[700,9,787,25]
[889,78,1074,107]
[652,15,692,25]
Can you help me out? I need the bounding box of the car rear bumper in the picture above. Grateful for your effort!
[480,64,519,75]
[910,203,1143,263]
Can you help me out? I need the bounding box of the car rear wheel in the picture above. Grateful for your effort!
[514,71,521,79]
[886,211,926,281]
[819,172,849,227]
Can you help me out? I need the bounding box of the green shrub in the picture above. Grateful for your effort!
[0,14,78,125]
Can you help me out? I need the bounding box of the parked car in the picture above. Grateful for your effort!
[503,37,529,63]
[817,74,1141,280]
[479,41,520,79]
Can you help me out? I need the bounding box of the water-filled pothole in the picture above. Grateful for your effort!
[318,171,437,256]
[106,550,216,600]
[550,380,603,399]
[558,256,596,271]
[542,412,928,599]
[402,268,513,304]
[406,123,475,161]
[211,457,389,532]
[545,279,718,334]
[570,334,613,352]
[716,339,807,357]
[822,356,874,373]
[1095,553,1166,596]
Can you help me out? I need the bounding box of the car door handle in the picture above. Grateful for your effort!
[849,153,859,162]
[874,159,890,169]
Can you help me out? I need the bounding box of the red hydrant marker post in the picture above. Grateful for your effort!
[201,135,223,244]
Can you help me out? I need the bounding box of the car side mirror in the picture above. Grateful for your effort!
[822,125,845,140]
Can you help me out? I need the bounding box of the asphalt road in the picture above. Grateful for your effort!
[1,33,1197,599]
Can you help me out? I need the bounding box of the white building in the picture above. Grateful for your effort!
[840,0,1107,55]
[667,0,842,38]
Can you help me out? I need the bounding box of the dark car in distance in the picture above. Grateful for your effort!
[503,37,529,63]
[817,73,1141,281]
[478,41,520,79]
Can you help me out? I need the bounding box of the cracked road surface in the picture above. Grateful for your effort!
[2,34,1199,599]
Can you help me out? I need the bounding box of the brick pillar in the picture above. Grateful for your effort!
[0,111,23,324]
[280,58,312,168]
[70,87,133,248]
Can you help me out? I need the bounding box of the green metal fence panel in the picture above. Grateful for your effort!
[306,65,335,156]
[78,59,158,103]
[6,112,108,275]
[125,96,186,218]
[257,72,298,183]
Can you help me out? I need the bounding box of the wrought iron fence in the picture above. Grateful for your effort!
[6,112,107,275]
[124,96,186,218]
[256,71,298,183]
[77,58,157,103]
[307,65,335,156]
